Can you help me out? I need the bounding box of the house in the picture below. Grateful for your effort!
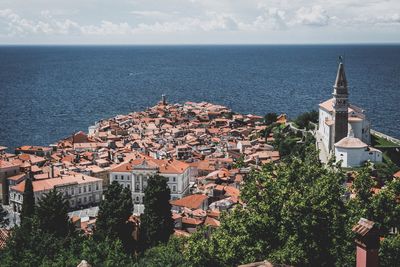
[109,158,192,211]
[9,174,103,212]
[0,159,21,204]
[170,194,208,212]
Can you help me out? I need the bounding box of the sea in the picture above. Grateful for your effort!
[0,45,399,150]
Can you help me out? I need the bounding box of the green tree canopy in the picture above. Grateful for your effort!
[20,178,35,222]
[140,174,174,249]
[185,145,350,266]
[264,113,278,125]
[294,110,318,129]
[36,189,70,237]
[96,181,134,252]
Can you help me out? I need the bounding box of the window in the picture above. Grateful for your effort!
[127,176,130,180]
[121,175,124,180]
[88,185,91,192]
[71,200,75,206]
[173,185,176,192]
[173,177,176,182]
[96,183,99,190]
[84,197,87,203]
[83,186,87,193]
[89,196,92,202]
[78,198,81,204]
[136,196,139,202]
[71,188,74,195]
[127,184,130,189]
[135,183,140,190]
[79,187,82,194]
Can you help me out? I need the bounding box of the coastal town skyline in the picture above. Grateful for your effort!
[1,1,399,264]
[1,0,400,44]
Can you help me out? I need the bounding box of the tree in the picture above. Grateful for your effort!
[294,110,318,129]
[140,174,174,249]
[185,144,351,266]
[264,113,278,125]
[36,189,70,237]
[96,181,134,253]
[0,204,8,227]
[380,234,400,267]
[136,237,188,267]
[20,178,35,222]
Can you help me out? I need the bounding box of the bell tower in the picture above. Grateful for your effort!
[332,60,349,148]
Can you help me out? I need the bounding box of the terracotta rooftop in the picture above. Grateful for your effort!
[170,194,208,210]
[11,174,101,193]
[335,136,368,149]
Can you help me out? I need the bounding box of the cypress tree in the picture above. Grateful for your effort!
[20,177,35,222]
[140,174,174,249]
[36,189,70,237]
[96,181,134,252]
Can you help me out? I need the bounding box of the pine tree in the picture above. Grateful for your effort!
[36,189,70,237]
[96,181,134,252]
[140,174,174,249]
[20,178,35,222]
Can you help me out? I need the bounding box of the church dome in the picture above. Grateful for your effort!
[334,136,368,149]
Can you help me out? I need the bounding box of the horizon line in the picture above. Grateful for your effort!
[0,42,400,46]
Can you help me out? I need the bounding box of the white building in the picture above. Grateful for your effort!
[109,157,191,210]
[318,61,382,168]
[9,174,103,212]
[334,132,382,168]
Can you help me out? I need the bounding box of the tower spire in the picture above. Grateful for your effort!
[332,60,349,148]
[334,62,348,90]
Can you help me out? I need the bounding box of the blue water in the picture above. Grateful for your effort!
[0,45,399,150]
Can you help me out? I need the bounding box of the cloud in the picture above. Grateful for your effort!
[293,6,330,26]
[251,7,287,30]
[0,1,399,43]
[130,10,175,19]
[0,9,81,36]
[353,13,400,26]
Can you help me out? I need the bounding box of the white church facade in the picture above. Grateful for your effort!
[317,62,382,168]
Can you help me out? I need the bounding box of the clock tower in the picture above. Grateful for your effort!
[332,61,349,149]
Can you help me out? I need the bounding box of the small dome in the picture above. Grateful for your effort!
[335,137,367,149]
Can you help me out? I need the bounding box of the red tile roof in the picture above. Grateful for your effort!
[170,194,208,210]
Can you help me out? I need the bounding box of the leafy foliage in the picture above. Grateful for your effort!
[185,147,351,266]
[264,113,278,125]
[135,237,187,267]
[380,233,400,267]
[294,110,318,129]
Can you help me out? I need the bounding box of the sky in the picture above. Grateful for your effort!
[0,0,399,44]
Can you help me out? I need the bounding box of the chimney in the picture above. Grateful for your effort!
[352,218,380,267]
[51,164,55,178]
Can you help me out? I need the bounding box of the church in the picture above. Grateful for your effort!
[317,61,382,168]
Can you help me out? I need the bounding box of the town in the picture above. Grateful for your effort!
[1,62,399,267]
